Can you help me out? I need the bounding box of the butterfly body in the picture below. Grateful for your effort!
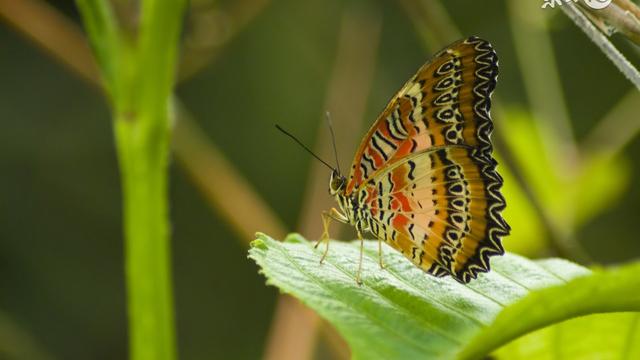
[328,170,369,234]
[319,36,510,284]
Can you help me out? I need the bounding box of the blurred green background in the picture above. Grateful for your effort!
[1,0,639,359]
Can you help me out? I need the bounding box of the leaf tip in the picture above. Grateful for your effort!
[250,238,268,250]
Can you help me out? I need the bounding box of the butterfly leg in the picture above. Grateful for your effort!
[355,230,364,285]
[377,236,386,269]
[316,208,348,264]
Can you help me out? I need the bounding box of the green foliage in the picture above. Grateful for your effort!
[461,257,640,358]
[249,233,640,359]
[499,110,630,230]
[480,108,631,260]
[494,313,640,359]
[494,150,547,256]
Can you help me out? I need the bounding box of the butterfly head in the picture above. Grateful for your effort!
[329,169,346,195]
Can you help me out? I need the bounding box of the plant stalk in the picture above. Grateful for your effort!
[76,0,186,358]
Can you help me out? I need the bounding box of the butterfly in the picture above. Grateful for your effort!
[279,36,509,284]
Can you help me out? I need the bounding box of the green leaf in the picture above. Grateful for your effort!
[75,0,121,96]
[249,233,640,360]
[461,259,640,359]
[493,313,640,359]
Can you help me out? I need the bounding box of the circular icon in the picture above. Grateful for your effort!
[583,0,612,9]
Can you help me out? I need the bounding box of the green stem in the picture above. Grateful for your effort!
[116,112,175,360]
[561,2,640,91]
[76,0,186,359]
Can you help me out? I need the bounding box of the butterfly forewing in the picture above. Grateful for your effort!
[347,36,509,283]
[346,36,498,193]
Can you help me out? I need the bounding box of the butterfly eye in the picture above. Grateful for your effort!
[329,171,345,194]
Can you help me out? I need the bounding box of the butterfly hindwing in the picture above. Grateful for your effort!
[361,146,507,283]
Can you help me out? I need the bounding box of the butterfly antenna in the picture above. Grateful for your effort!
[325,111,341,174]
[275,124,334,171]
